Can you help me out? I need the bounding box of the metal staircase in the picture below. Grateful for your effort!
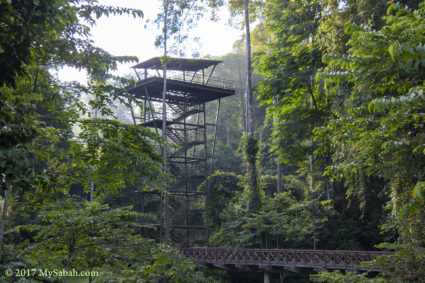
[125,57,235,247]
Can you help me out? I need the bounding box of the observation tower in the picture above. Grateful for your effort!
[126,57,235,246]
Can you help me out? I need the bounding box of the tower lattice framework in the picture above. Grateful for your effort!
[126,57,235,246]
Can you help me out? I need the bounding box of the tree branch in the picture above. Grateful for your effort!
[306,80,318,110]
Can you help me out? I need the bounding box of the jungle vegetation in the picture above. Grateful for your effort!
[1,0,424,282]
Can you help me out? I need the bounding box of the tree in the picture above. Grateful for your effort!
[210,187,333,250]
[198,171,244,229]
[0,0,223,271]
[311,1,425,280]
[318,1,425,243]
[242,0,253,135]
[17,198,218,282]
[22,199,151,281]
[204,1,266,213]
[0,0,152,262]
[67,116,163,199]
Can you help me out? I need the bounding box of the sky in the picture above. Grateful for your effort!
[59,0,242,82]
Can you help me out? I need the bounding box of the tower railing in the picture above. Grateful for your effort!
[140,73,235,91]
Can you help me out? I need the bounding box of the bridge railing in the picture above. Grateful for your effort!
[181,247,392,269]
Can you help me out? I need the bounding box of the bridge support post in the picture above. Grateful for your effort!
[264,272,271,283]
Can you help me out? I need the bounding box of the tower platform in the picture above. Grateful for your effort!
[127,57,234,105]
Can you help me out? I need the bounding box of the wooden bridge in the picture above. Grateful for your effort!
[181,247,392,281]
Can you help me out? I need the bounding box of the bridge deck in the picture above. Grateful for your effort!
[181,247,392,271]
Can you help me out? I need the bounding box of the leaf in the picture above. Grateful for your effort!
[388,43,396,61]
[412,182,425,200]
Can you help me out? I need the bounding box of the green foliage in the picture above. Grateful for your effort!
[241,135,262,212]
[307,1,425,281]
[199,171,243,229]
[258,116,276,176]
[254,0,330,199]
[259,175,277,198]
[66,117,163,198]
[4,0,425,281]
[0,0,147,201]
[312,243,425,282]
[0,87,50,198]
[132,244,221,283]
[241,134,258,164]
[311,270,386,283]
[0,244,35,282]
[212,142,243,174]
[371,243,425,282]
[0,0,76,87]
[318,1,425,243]
[0,0,143,88]
[0,0,219,281]
[211,190,334,249]
[21,199,154,273]
[403,181,425,216]
[12,199,217,282]
[234,0,425,280]
[206,52,265,174]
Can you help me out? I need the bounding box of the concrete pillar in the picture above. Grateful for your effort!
[264,272,271,283]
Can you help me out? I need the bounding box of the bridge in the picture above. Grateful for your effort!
[181,247,392,282]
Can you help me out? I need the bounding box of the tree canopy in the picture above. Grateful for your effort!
[1,0,425,282]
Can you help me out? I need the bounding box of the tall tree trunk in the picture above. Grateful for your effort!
[309,139,314,191]
[64,242,74,283]
[226,126,230,145]
[325,156,331,200]
[309,94,315,191]
[0,189,10,262]
[313,219,316,250]
[244,0,252,135]
[238,59,246,133]
[243,0,260,213]
[90,96,98,202]
[162,61,169,243]
[277,161,282,194]
[162,0,170,244]
[274,97,282,194]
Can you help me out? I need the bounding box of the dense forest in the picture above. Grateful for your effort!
[1,0,424,282]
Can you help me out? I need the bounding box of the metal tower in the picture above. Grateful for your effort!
[126,57,235,246]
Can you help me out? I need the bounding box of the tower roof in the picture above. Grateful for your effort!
[132,57,222,72]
